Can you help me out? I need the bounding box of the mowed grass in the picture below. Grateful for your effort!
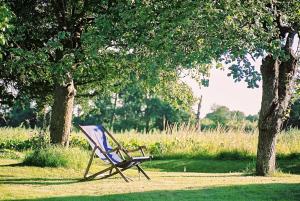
[1,158,300,201]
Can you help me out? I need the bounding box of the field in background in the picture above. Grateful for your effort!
[1,127,300,161]
[112,127,300,160]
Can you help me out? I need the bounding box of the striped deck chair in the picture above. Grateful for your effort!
[79,125,151,182]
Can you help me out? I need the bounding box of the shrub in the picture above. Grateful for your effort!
[23,146,89,169]
[69,134,89,149]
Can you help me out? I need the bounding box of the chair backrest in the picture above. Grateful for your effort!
[79,125,123,164]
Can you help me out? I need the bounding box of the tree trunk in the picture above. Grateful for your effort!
[110,93,118,128]
[195,95,203,132]
[256,46,298,175]
[50,79,76,146]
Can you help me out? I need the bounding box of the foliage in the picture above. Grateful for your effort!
[74,77,196,132]
[0,1,208,108]
[0,3,12,57]
[4,0,290,107]
[245,114,259,122]
[205,105,234,126]
[286,98,300,129]
[4,99,37,128]
[201,105,257,131]
[23,146,89,169]
[2,0,298,104]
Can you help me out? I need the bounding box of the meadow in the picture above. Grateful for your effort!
[1,126,300,161]
[0,127,300,200]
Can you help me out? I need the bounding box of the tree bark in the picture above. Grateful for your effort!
[50,78,76,146]
[110,93,118,127]
[256,47,298,175]
[195,95,203,132]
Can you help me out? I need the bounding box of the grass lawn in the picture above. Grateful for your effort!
[0,159,300,201]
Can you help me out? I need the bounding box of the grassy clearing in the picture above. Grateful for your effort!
[144,159,300,175]
[0,159,300,201]
[13,184,300,201]
[1,127,300,200]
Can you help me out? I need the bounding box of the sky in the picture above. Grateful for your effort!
[182,62,262,118]
[183,35,300,118]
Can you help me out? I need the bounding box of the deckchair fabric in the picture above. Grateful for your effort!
[79,125,151,182]
[80,125,122,164]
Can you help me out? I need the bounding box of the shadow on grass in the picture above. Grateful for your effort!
[143,159,300,174]
[14,183,300,201]
[0,174,14,177]
[2,159,299,175]
[0,178,80,185]
[144,159,253,173]
[278,160,300,174]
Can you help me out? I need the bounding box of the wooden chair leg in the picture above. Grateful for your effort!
[138,167,141,180]
[83,166,114,181]
[99,166,131,182]
[114,166,129,182]
[84,147,97,178]
[136,165,150,180]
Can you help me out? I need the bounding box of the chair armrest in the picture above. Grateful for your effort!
[125,146,146,156]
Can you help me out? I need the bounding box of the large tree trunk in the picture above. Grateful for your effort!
[50,79,76,146]
[256,44,298,175]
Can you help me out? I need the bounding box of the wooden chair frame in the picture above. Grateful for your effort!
[79,125,150,182]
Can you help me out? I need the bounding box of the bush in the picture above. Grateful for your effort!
[69,134,89,149]
[23,146,89,169]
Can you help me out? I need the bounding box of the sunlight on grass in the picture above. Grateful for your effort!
[0,127,299,200]
[13,183,300,201]
[0,159,300,200]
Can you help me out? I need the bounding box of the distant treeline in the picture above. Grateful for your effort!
[0,80,195,132]
[1,95,300,132]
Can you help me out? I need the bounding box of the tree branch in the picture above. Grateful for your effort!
[275,12,293,39]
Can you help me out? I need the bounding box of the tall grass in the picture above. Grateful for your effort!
[70,125,300,160]
[0,127,37,150]
[1,126,300,160]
